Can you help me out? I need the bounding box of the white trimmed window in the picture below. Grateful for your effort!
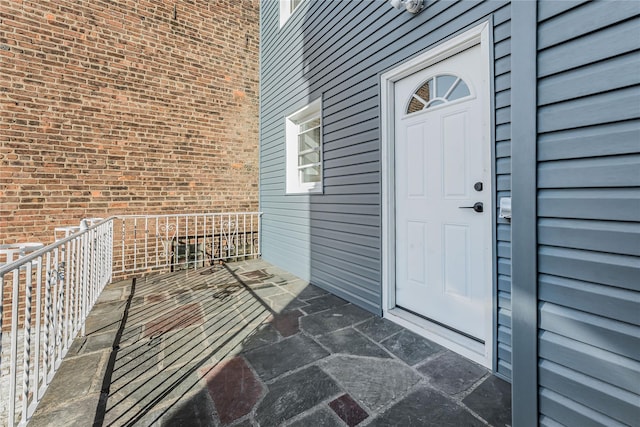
[279,0,303,27]
[285,98,323,194]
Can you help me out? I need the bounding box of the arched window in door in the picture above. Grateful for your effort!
[406,74,471,114]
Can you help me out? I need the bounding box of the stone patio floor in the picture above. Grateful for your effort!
[28,259,511,426]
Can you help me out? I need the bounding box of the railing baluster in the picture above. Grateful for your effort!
[235,213,239,260]
[133,218,137,274]
[194,215,198,269]
[243,214,247,257]
[225,213,229,259]
[74,237,81,334]
[203,215,207,266]
[22,261,33,424]
[92,229,97,308]
[54,247,63,365]
[0,273,4,406]
[175,216,179,269]
[92,229,97,300]
[165,216,170,268]
[65,240,72,347]
[93,227,98,303]
[144,217,148,270]
[64,239,71,351]
[108,222,113,283]
[155,217,159,269]
[252,213,255,256]
[95,227,100,289]
[95,227,101,294]
[86,230,90,330]
[43,253,50,385]
[9,259,19,426]
[121,218,126,273]
[34,255,43,401]
[81,233,88,337]
[212,214,216,262]
[185,215,189,269]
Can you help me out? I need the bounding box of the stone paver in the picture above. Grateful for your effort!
[33,352,105,414]
[108,363,203,424]
[264,292,308,312]
[245,333,329,381]
[251,282,288,298]
[288,407,344,427]
[329,393,369,426]
[84,302,125,335]
[301,293,349,314]
[144,302,204,337]
[230,419,253,427]
[201,357,263,425]
[320,355,421,412]
[418,350,488,395]
[97,287,126,303]
[255,366,341,426]
[112,338,163,383]
[463,375,512,427]
[270,309,304,337]
[28,394,102,427]
[381,329,445,365]
[204,306,247,338]
[368,387,485,427]
[354,317,403,342]
[155,389,217,427]
[239,268,273,281]
[68,329,117,357]
[25,259,511,427]
[300,304,374,336]
[280,280,329,300]
[316,328,391,359]
[161,328,211,369]
[241,323,280,351]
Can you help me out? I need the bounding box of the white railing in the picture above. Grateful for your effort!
[0,212,261,425]
[113,212,262,275]
[0,219,113,426]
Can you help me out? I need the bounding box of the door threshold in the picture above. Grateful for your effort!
[385,307,490,368]
[396,305,485,345]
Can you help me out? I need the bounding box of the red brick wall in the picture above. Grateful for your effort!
[0,0,260,246]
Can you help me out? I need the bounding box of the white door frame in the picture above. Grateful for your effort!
[380,22,494,368]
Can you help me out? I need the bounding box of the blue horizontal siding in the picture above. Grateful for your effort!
[260,0,512,379]
[536,1,640,425]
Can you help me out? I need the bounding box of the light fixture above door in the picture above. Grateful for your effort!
[389,0,424,14]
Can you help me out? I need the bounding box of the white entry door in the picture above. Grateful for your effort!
[394,44,491,341]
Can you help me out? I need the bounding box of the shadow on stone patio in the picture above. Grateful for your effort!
[28,259,511,427]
